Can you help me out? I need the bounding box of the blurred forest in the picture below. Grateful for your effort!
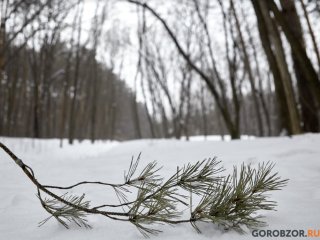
[0,0,320,143]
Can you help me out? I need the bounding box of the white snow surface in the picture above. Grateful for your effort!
[0,134,320,240]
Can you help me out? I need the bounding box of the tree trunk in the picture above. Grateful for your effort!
[230,0,263,136]
[251,0,301,135]
[268,0,320,107]
[280,0,319,132]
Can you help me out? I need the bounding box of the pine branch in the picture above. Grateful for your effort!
[0,142,288,237]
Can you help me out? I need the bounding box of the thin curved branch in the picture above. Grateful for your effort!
[43,181,126,190]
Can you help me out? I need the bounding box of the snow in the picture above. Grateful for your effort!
[1,134,320,239]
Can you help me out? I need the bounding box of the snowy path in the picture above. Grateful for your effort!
[0,135,319,239]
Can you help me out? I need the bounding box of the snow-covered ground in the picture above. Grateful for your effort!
[0,134,320,239]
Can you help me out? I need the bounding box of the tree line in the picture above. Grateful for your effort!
[126,0,320,139]
[0,0,153,144]
[1,0,320,142]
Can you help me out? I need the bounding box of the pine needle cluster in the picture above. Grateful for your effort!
[191,162,287,232]
[38,193,91,229]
